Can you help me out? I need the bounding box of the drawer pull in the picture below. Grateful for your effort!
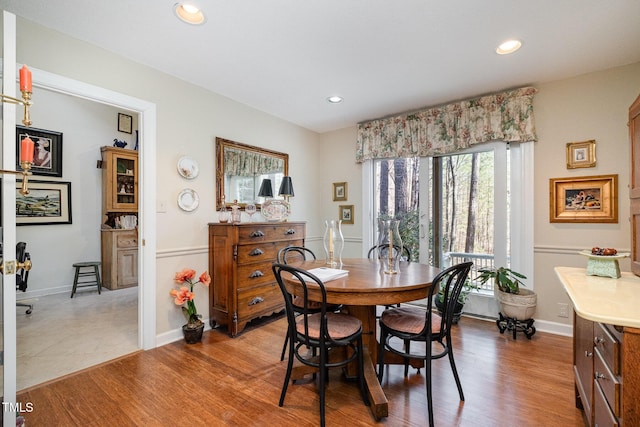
[584,351,593,358]
[285,229,296,235]
[249,270,264,278]
[594,336,605,345]
[250,230,265,237]
[249,297,264,306]
[249,248,264,256]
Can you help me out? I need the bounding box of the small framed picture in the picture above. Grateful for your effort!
[16,180,72,226]
[339,204,354,224]
[333,182,347,201]
[549,174,617,223]
[566,140,596,169]
[118,113,133,134]
[16,126,63,177]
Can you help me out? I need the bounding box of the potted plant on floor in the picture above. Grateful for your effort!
[170,268,212,344]
[476,266,537,338]
[434,278,480,324]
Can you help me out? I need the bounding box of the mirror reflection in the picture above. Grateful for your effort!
[216,137,288,209]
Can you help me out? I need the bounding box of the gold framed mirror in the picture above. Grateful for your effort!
[216,137,289,209]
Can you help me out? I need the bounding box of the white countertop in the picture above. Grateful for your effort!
[555,266,640,328]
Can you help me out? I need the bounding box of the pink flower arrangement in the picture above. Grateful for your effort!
[170,268,211,326]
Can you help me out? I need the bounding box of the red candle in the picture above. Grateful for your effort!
[19,65,32,92]
[21,136,35,163]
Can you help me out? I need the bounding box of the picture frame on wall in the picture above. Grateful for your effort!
[339,204,354,224]
[333,182,347,201]
[549,174,617,223]
[16,180,72,226]
[16,126,63,177]
[566,139,596,169]
[118,112,133,134]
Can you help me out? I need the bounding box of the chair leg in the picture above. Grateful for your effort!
[280,334,289,361]
[319,343,327,427]
[446,335,465,401]
[403,339,411,377]
[70,267,80,298]
[94,265,102,294]
[377,329,387,383]
[357,337,370,407]
[279,333,294,407]
[426,338,434,427]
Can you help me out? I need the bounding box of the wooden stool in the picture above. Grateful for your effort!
[71,262,102,298]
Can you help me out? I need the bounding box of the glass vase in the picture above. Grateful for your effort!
[377,219,403,274]
[323,220,344,268]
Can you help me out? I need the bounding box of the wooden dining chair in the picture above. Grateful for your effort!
[377,261,473,427]
[272,263,369,427]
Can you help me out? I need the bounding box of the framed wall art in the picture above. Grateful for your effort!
[16,180,72,225]
[566,139,596,169]
[118,112,133,134]
[549,174,617,223]
[333,182,347,201]
[16,126,63,177]
[339,204,354,224]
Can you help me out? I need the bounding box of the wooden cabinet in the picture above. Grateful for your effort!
[573,314,640,426]
[101,229,138,290]
[629,94,640,275]
[208,222,305,336]
[100,146,138,290]
[101,146,138,216]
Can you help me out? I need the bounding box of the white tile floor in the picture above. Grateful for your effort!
[16,286,139,391]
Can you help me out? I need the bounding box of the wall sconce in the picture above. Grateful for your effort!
[0,65,34,195]
[278,176,294,201]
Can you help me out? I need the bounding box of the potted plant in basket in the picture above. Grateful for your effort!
[476,266,537,338]
[170,268,211,344]
[434,278,480,324]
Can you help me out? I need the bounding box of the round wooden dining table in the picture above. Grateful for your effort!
[284,258,441,420]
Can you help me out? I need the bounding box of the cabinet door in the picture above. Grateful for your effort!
[575,314,594,424]
[630,95,640,275]
[117,249,138,287]
[111,153,138,211]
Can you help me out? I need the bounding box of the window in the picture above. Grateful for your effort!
[367,142,533,316]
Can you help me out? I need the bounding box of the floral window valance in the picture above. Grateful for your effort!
[224,147,284,177]
[356,87,537,163]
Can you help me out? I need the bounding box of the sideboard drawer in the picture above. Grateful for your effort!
[238,224,304,243]
[595,348,621,417]
[237,283,283,320]
[236,261,276,289]
[236,239,303,264]
[594,380,620,427]
[594,322,620,375]
[116,231,137,248]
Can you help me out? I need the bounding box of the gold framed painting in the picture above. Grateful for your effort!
[339,204,354,224]
[549,174,617,223]
[333,182,347,201]
[566,140,596,169]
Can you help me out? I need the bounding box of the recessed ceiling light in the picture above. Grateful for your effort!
[496,39,522,55]
[327,96,343,104]
[174,2,206,25]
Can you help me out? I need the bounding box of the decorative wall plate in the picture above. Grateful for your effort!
[261,199,290,221]
[177,156,199,179]
[178,188,199,212]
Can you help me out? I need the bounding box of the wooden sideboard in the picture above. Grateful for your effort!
[101,228,138,290]
[556,267,640,427]
[208,221,305,336]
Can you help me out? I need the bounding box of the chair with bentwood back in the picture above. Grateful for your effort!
[272,263,369,427]
[377,261,473,427]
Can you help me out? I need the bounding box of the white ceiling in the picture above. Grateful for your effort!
[3,0,640,133]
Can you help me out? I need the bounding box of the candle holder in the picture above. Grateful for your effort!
[323,219,344,268]
[0,161,33,195]
[0,89,33,127]
[377,219,403,274]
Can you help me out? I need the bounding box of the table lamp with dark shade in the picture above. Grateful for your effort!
[258,179,274,198]
[278,176,294,200]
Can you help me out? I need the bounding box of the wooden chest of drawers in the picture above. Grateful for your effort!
[208,222,305,336]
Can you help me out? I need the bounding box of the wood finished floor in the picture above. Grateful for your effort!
[17,315,584,426]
